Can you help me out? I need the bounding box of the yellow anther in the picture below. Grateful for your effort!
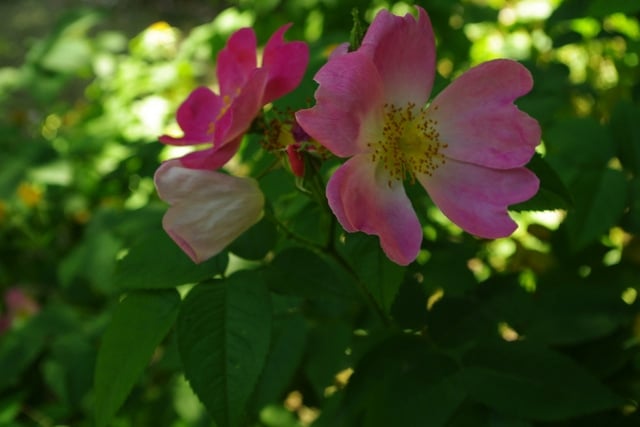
[371,103,447,184]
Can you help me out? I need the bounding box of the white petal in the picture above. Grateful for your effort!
[154,160,265,263]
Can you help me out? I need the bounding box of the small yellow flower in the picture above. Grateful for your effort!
[17,182,43,207]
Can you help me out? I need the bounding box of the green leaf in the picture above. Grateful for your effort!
[43,334,95,408]
[265,247,357,300]
[622,176,640,233]
[177,270,272,427]
[427,296,497,350]
[522,283,633,345]
[304,320,353,397]
[228,216,277,261]
[343,334,464,427]
[114,230,228,290]
[0,316,48,391]
[338,233,404,313]
[459,341,624,421]
[94,289,181,427]
[611,100,640,175]
[545,118,614,186]
[511,153,572,211]
[565,168,628,250]
[251,312,308,410]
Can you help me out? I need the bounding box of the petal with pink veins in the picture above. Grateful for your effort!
[296,52,384,158]
[327,155,422,265]
[154,160,265,263]
[360,7,436,107]
[430,59,541,169]
[417,159,539,239]
[261,24,310,105]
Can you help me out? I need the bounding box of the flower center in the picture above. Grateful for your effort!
[370,102,447,184]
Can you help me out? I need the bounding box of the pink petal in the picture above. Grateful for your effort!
[178,136,243,170]
[327,155,422,265]
[429,59,541,169]
[360,6,435,106]
[261,24,310,105]
[159,87,222,146]
[214,68,269,144]
[296,52,385,157]
[418,159,539,239]
[154,160,265,263]
[217,28,257,96]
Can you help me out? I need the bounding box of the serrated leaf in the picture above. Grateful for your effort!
[459,341,624,421]
[114,230,228,290]
[511,153,572,211]
[94,289,181,427]
[177,270,272,427]
[565,168,627,250]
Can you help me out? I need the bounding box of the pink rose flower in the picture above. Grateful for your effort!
[296,7,540,265]
[155,24,308,263]
[160,24,309,170]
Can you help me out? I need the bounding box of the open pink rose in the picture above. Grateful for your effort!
[160,24,309,170]
[296,7,540,265]
[154,160,264,263]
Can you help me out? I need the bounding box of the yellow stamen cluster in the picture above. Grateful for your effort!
[369,102,447,186]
